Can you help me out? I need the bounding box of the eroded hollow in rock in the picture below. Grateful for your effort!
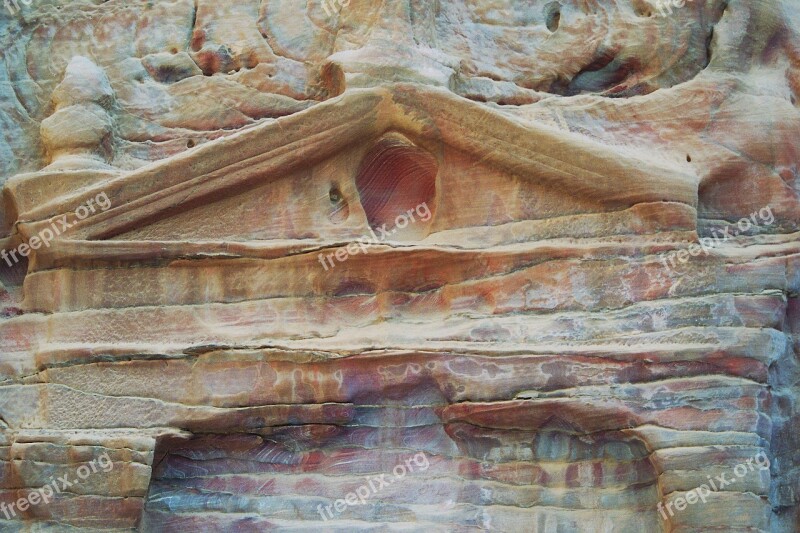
[355,137,437,240]
[327,184,349,224]
[544,1,562,32]
[141,419,662,530]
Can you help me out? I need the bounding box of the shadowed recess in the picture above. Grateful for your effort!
[140,418,663,531]
[355,137,437,232]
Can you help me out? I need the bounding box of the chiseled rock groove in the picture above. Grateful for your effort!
[0,0,799,532]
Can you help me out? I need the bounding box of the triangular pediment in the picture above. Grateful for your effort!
[5,85,697,251]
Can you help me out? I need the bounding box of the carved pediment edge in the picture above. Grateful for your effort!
[14,89,393,242]
[388,84,698,208]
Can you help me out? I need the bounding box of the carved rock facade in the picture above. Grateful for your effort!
[0,1,799,531]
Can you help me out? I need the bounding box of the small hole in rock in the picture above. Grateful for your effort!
[170,47,179,54]
[545,2,562,32]
[632,0,652,17]
[686,154,692,162]
[187,139,196,148]
[328,185,349,224]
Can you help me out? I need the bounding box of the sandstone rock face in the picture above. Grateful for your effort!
[0,1,799,532]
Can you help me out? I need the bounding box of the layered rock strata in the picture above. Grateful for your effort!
[0,1,799,532]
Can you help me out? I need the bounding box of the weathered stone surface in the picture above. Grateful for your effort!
[0,0,799,532]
